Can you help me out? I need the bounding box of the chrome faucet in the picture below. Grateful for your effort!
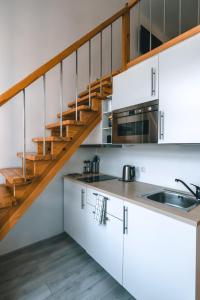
[175,178,200,200]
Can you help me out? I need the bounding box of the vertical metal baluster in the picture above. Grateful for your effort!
[59,61,63,137]
[163,0,166,40]
[22,89,26,180]
[138,0,141,55]
[75,50,78,121]
[100,31,103,95]
[89,40,91,108]
[198,0,200,24]
[179,0,182,35]
[110,23,113,83]
[149,0,152,51]
[43,74,46,156]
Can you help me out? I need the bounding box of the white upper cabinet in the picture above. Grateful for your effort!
[159,34,200,143]
[112,55,159,111]
[123,202,196,300]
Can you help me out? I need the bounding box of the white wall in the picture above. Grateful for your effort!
[0,0,125,255]
[94,145,200,192]
[0,0,125,167]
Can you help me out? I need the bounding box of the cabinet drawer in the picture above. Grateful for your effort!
[86,187,123,220]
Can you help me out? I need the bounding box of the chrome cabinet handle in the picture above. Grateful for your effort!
[151,68,156,97]
[123,206,128,234]
[159,111,165,140]
[93,193,98,196]
[102,197,108,225]
[81,189,85,209]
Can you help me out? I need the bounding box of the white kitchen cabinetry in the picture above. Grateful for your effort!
[112,56,159,111]
[85,188,123,284]
[123,202,196,300]
[64,179,87,249]
[159,34,200,143]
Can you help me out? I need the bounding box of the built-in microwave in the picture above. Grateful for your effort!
[112,100,158,144]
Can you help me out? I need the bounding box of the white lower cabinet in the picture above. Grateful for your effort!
[85,189,123,284]
[64,179,197,300]
[123,202,196,300]
[64,179,87,249]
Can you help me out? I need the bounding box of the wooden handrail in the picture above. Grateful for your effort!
[0,5,131,107]
[0,0,140,107]
[128,0,140,9]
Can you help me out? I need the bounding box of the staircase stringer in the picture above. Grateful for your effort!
[0,112,101,240]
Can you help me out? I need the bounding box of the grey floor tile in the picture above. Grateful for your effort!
[0,233,134,300]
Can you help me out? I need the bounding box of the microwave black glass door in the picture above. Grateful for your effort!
[117,120,149,136]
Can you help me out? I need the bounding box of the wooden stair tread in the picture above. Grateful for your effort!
[46,120,85,130]
[86,70,120,89]
[0,185,15,209]
[17,152,56,161]
[68,92,108,108]
[32,136,72,143]
[0,207,13,227]
[79,80,112,98]
[0,168,35,185]
[0,111,102,239]
[57,105,92,118]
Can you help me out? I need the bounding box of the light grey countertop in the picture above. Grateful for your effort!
[64,174,200,226]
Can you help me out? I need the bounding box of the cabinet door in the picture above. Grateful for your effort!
[64,179,86,249]
[159,33,200,143]
[86,203,123,284]
[87,187,123,220]
[123,202,196,300]
[112,56,159,111]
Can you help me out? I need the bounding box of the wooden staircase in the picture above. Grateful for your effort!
[0,76,113,240]
[1,0,194,240]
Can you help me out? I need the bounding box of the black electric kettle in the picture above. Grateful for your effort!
[122,165,135,182]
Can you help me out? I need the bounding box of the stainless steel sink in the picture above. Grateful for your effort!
[143,190,199,212]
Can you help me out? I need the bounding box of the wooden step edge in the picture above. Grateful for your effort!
[17,152,57,161]
[0,185,15,209]
[8,177,34,186]
[32,136,72,143]
[57,105,93,118]
[86,69,120,89]
[67,92,100,108]
[0,168,35,185]
[68,93,108,108]
[46,120,86,130]
[0,111,102,238]
[79,81,112,98]
[87,79,112,90]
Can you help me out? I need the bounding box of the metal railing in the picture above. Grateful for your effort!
[135,0,200,59]
[20,13,117,179]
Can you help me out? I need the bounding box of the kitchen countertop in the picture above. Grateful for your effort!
[64,174,200,226]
